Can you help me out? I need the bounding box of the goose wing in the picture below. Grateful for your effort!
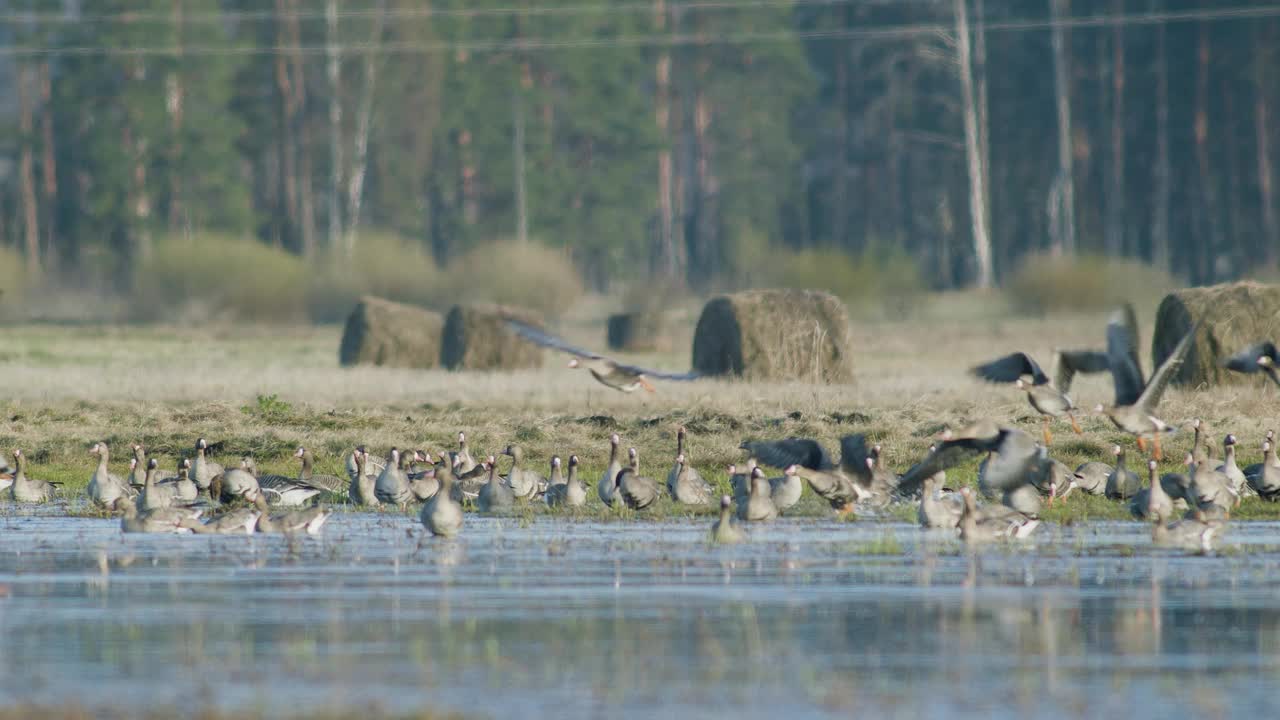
[739,438,836,471]
[505,320,604,360]
[1106,305,1146,406]
[970,352,1049,385]
[1053,349,1112,393]
[1136,321,1200,411]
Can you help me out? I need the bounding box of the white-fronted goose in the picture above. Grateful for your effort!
[1105,445,1141,499]
[249,457,321,507]
[741,434,885,511]
[346,444,385,490]
[1222,341,1280,387]
[546,455,587,508]
[737,467,778,522]
[669,454,711,506]
[405,451,442,502]
[502,444,542,501]
[348,449,379,506]
[599,433,623,507]
[477,456,515,513]
[137,458,183,511]
[768,463,804,512]
[162,459,200,504]
[191,438,224,496]
[421,462,463,538]
[213,457,261,503]
[1131,460,1174,522]
[88,441,135,509]
[618,448,660,510]
[1187,452,1237,515]
[900,421,1038,497]
[248,490,332,535]
[1214,434,1249,497]
[1246,440,1280,499]
[1028,446,1073,498]
[1068,461,1111,498]
[970,349,1109,444]
[180,507,261,535]
[1095,309,1199,460]
[120,502,202,534]
[729,460,757,507]
[374,448,414,506]
[293,447,345,495]
[1191,419,1218,464]
[710,495,746,544]
[959,487,1039,542]
[918,471,962,529]
[506,319,700,392]
[9,450,56,503]
[1152,510,1226,552]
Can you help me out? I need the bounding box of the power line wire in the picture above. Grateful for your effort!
[0,4,1273,56]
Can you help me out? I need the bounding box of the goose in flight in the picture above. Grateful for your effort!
[505,319,700,392]
[1222,341,1280,387]
[970,348,1110,444]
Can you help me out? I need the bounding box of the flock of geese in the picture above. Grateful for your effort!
[2,305,1279,552]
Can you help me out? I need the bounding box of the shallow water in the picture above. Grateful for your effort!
[3,510,1280,718]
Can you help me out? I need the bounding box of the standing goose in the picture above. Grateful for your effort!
[1215,434,1249,497]
[406,451,442,502]
[729,460,757,508]
[1131,460,1175,522]
[1247,440,1280,499]
[249,458,321,507]
[421,462,463,538]
[599,434,623,507]
[162,458,200,503]
[248,490,332,535]
[293,447,346,495]
[9,450,57,503]
[349,449,379,507]
[477,456,515,513]
[213,457,261,504]
[191,438,224,497]
[741,433,885,512]
[1222,341,1280,387]
[546,455,587,508]
[502,444,542,501]
[666,427,709,498]
[1243,430,1276,481]
[1105,445,1141,499]
[1187,452,1237,515]
[918,469,962,529]
[119,502,202,534]
[1191,419,1218,465]
[970,349,1110,444]
[346,445,385,494]
[374,448,414,506]
[180,507,261,535]
[453,432,478,476]
[737,467,779,522]
[710,495,746,544]
[137,458,182,511]
[768,461,805,512]
[618,448,661,510]
[505,319,700,392]
[1095,308,1199,460]
[88,442,136,509]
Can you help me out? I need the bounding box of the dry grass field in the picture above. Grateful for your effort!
[2,292,1279,522]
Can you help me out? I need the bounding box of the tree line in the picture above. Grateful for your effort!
[1,0,1276,294]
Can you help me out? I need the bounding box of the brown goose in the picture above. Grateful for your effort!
[959,487,1039,543]
[740,434,882,512]
[180,507,261,535]
[348,449,379,507]
[137,458,183,511]
[120,502,202,534]
[421,463,463,538]
[191,438,224,496]
[249,457,322,507]
[899,421,1039,498]
[1222,341,1280,387]
[88,441,136,509]
[212,457,262,504]
[546,455,587,508]
[249,490,332,535]
[1191,419,1218,465]
[710,496,746,544]
[918,470,962,529]
[293,447,345,495]
[502,444,543,501]
[666,427,710,499]
[599,433,623,507]
[1187,452,1237,515]
[1131,460,1174,523]
[477,456,515,513]
[970,349,1110,444]
[618,448,661,510]
[737,467,778,522]
[374,448,414,506]
[9,449,57,503]
[1105,445,1141,499]
[1246,439,1280,499]
[1214,434,1249,497]
[505,319,699,392]
[1152,510,1226,552]
[453,432,478,476]
[346,445,385,493]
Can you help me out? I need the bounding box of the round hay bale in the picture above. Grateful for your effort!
[441,303,545,371]
[606,311,671,353]
[339,296,443,369]
[1152,281,1280,388]
[691,289,854,383]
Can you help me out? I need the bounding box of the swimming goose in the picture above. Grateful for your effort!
[293,447,345,495]
[180,507,261,535]
[248,490,332,535]
[1222,341,1280,387]
[1131,460,1175,522]
[1246,440,1280,499]
[1105,445,1141,499]
[599,434,623,507]
[666,427,710,498]
[1215,435,1249,497]
[374,448,414,506]
[741,433,886,512]
[137,458,184,511]
[1095,309,1199,460]
[506,319,700,392]
[710,495,746,544]
[249,458,322,507]
[213,457,261,503]
[191,438,224,497]
[959,487,1040,543]
[618,448,661,510]
[421,462,463,538]
[899,421,1039,497]
[502,444,542,501]
[88,441,136,509]
[918,471,962,529]
[477,456,515,512]
[1152,510,1226,552]
[119,502,202,534]
[546,455,587,508]
[970,349,1110,444]
[9,450,57,503]
[736,467,779,522]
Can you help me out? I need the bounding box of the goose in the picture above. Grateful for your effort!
[406,451,443,502]
[729,460,757,507]
[768,462,805,512]
[1222,341,1280,387]
[737,467,779,522]
[374,448,414,506]
[421,462,463,538]
[1131,460,1175,523]
[137,458,183,511]
[293,447,346,495]
[161,458,200,503]
[349,449,379,507]
[1095,307,1199,460]
[1191,418,1218,464]
[546,455,587,508]
[1187,452,1237,515]
[666,427,709,498]
[669,454,711,506]
[970,348,1110,444]
[1068,461,1111,498]
[710,495,746,544]
[899,421,1039,498]
[741,433,885,513]
[453,432,477,476]
[191,438,224,496]
[477,456,515,513]
[1246,440,1280,499]
[346,445,385,494]
[918,470,962,529]
[506,319,700,392]
[1105,445,1141,499]
[249,458,322,507]
[599,434,623,507]
[1001,483,1044,517]
[959,487,1039,543]
[618,448,661,510]
[1215,434,1249,497]
[120,502,202,534]
[180,507,261,535]
[88,441,136,509]
[9,449,57,503]
[212,457,261,504]
[1028,446,1074,498]
[248,490,332,535]
[502,444,542,501]
[1152,510,1226,553]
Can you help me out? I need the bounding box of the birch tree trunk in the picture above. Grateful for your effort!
[326,0,343,248]
[17,64,40,275]
[343,0,385,254]
[974,0,990,256]
[166,0,186,233]
[1049,0,1076,256]
[953,0,992,288]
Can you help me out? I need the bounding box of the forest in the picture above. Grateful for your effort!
[0,0,1277,319]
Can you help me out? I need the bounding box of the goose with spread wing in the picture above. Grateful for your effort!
[1222,341,1280,387]
[970,348,1110,444]
[505,319,700,392]
[898,420,1039,498]
[1094,306,1199,460]
[739,434,879,512]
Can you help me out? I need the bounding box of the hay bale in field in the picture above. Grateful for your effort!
[606,311,671,352]
[339,296,443,369]
[1152,281,1280,388]
[691,289,854,383]
[441,304,545,371]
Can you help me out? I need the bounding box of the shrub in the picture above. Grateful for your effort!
[307,232,440,323]
[1004,253,1177,315]
[134,234,309,323]
[439,239,583,319]
[760,244,925,319]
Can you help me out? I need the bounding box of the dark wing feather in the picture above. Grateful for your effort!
[610,362,701,381]
[896,440,984,496]
[739,438,835,471]
[1136,320,1200,410]
[981,430,1040,492]
[1223,341,1280,374]
[970,352,1048,385]
[1106,306,1146,406]
[837,434,875,482]
[504,320,604,361]
[1053,349,1111,393]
